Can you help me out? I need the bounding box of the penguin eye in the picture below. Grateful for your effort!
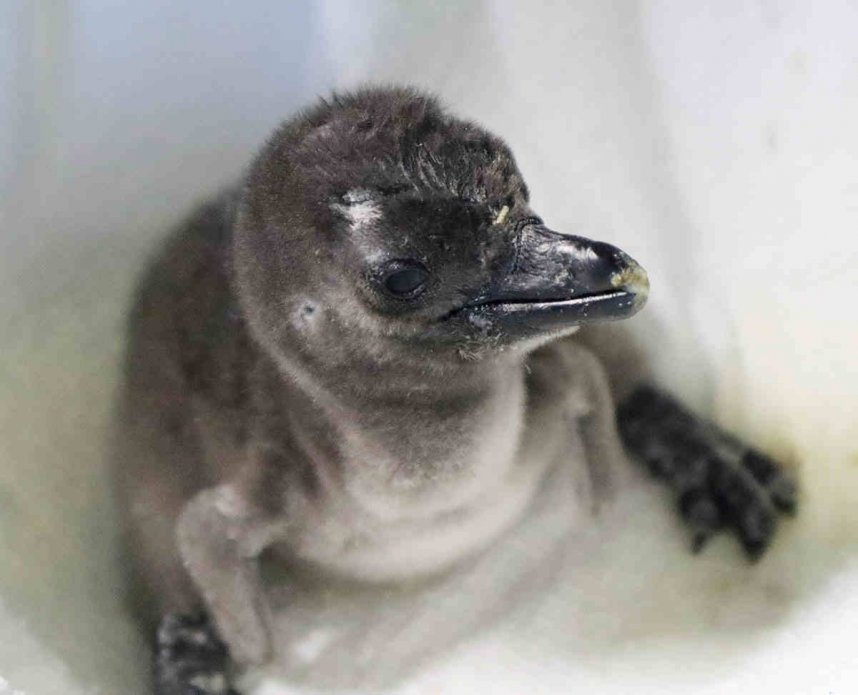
[381,260,430,299]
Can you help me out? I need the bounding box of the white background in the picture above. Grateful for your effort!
[1,2,857,693]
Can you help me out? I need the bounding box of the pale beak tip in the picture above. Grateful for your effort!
[610,262,650,306]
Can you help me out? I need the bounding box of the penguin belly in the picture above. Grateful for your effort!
[286,465,551,582]
[259,434,588,691]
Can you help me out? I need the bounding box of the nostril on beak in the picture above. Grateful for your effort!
[590,241,621,263]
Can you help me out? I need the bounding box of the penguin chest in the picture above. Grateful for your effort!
[283,425,571,584]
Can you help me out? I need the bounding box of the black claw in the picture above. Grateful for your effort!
[741,537,770,562]
[618,385,796,561]
[691,531,712,554]
[769,477,798,515]
[155,613,239,695]
[680,489,722,554]
[742,451,798,514]
[708,463,778,557]
[679,490,722,533]
[736,504,777,560]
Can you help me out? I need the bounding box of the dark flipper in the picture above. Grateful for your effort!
[617,385,797,559]
[154,613,240,695]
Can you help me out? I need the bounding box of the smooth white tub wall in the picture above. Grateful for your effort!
[641,1,858,539]
[1,1,857,694]
[1,2,336,693]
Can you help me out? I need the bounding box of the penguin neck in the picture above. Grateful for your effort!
[331,349,524,415]
[287,351,530,502]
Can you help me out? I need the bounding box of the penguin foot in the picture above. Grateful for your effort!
[154,613,240,695]
[616,385,797,559]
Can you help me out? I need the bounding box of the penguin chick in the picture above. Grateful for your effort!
[114,86,795,695]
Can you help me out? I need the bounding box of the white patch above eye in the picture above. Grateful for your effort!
[342,188,375,204]
[331,199,383,233]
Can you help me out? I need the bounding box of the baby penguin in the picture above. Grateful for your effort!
[114,86,796,694]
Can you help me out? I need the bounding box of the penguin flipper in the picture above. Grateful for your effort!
[176,485,280,668]
[616,385,797,559]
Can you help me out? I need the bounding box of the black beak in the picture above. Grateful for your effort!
[449,223,649,338]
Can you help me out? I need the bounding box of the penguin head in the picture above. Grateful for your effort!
[234,87,649,377]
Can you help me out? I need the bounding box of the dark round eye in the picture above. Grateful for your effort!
[382,260,430,298]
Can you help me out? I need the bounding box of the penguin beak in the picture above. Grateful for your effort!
[450,223,649,337]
